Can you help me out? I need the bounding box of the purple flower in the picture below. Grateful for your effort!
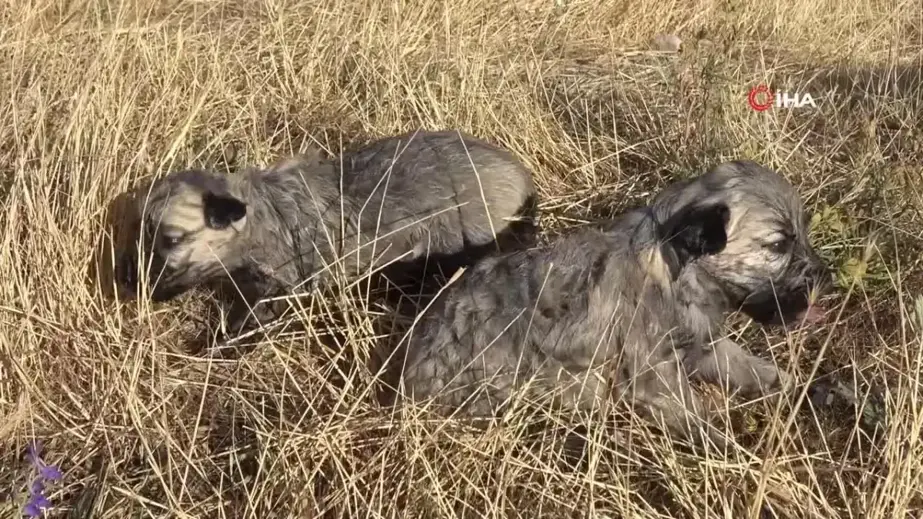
[22,503,41,517]
[24,439,62,479]
[21,439,62,517]
[27,493,51,509]
[39,466,62,481]
[22,478,53,517]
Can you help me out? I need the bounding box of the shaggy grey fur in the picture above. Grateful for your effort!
[398,160,832,448]
[116,129,538,335]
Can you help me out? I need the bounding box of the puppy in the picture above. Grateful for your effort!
[651,160,830,398]
[398,160,832,448]
[114,129,538,336]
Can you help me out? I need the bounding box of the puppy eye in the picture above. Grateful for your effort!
[162,235,183,248]
[764,237,791,254]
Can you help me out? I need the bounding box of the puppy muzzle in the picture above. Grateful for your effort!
[741,255,833,327]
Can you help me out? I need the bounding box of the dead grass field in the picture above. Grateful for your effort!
[1,0,923,517]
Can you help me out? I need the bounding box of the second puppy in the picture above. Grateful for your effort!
[399,160,832,448]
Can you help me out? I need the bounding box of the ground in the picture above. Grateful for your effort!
[1,0,922,517]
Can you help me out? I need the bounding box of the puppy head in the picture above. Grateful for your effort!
[653,160,832,326]
[115,169,249,302]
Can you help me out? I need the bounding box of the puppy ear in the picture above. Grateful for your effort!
[659,203,729,277]
[203,191,247,230]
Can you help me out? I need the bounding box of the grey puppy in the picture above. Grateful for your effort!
[115,129,538,336]
[398,160,831,447]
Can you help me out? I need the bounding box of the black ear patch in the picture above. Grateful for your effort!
[203,192,247,230]
[659,203,730,278]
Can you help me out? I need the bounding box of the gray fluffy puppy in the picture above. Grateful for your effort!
[115,129,538,335]
[399,160,831,447]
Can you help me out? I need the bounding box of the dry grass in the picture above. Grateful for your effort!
[2,0,923,517]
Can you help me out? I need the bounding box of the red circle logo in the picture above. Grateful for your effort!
[747,84,773,111]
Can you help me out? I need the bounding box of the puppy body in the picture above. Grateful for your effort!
[401,203,732,446]
[117,129,537,333]
[400,160,832,446]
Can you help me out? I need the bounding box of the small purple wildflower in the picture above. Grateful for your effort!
[29,480,44,495]
[26,494,51,509]
[21,440,62,518]
[39,466,62,481]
